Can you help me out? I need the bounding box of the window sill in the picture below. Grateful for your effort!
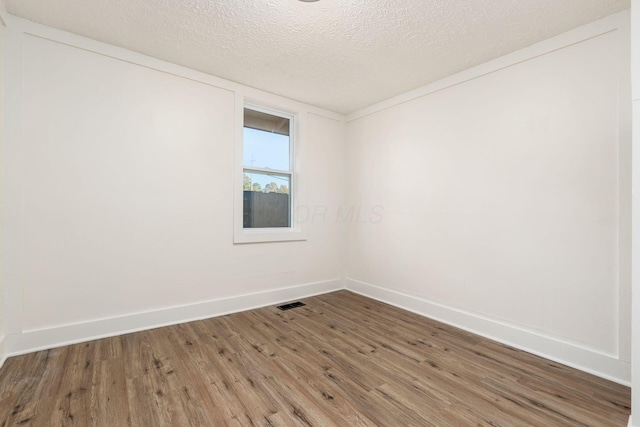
[233,228,307,244]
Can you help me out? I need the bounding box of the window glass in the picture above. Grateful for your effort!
[242,171,291,228]
[243,106,293,229]
[243,128,290,171]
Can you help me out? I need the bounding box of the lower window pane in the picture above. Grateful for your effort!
[243,170,291,228]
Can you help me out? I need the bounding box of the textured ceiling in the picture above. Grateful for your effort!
[6,0,629,114]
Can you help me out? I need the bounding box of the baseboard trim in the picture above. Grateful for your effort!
[628,415,633,427]
[0,335,6,369]
[345,277,631,386]
[4,279,342,358]
[3,277,631,388]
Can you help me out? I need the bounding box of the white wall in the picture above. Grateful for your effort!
[1,18,345,353]
[631,0,640,423]
[0,0,6,366]
[345,13,631,383]
[0,0,6,25]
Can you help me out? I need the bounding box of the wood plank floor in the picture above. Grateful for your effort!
[0,290,631,426]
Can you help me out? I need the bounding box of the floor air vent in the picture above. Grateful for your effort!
[277,301,306,311]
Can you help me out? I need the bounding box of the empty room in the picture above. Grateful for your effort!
[0,0,640,425]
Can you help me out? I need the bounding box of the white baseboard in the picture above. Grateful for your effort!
[3,276,632,389]
[0,335,6,369]
[345,277,631,386]
[628,415,633,427]
[4,279,342,358]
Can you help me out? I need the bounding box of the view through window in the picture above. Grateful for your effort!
[243,106,293,228]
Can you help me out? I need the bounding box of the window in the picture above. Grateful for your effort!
[234,100,306,243]
[243,106,293,228]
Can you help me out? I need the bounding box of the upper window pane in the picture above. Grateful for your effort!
[243,108,290,171]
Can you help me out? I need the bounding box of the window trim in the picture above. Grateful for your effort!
[233,94,307,244]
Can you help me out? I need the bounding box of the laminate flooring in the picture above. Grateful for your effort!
[0,290,631,426]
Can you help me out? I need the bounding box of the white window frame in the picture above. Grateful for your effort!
[233,94,307,243]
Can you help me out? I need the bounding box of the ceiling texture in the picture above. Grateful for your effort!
[6,0,629,114]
